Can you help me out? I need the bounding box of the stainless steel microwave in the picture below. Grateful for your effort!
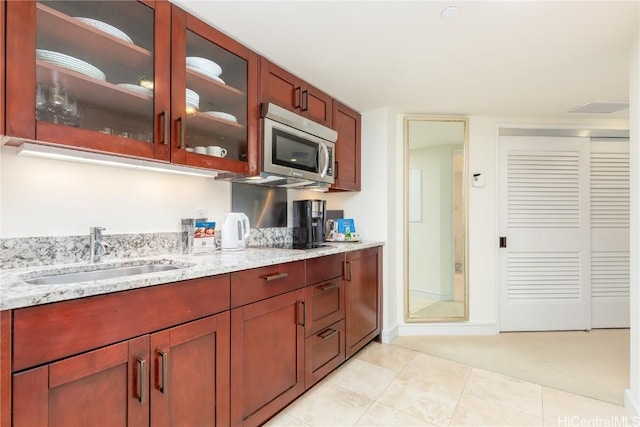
[261,103,337,185]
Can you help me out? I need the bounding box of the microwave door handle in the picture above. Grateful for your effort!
[319,141,329,178]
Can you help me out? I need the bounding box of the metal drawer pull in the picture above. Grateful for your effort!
[319,328,338,340]
[262,272,289,282]
[158,351,168,393]
[137,358,147,404]
[345,261,352,281]
[177,117,185,149]
[319,283,338,292]
[160,110,169,145]
[297,300,306,327]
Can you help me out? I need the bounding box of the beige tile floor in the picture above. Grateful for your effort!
[265,341,632,427]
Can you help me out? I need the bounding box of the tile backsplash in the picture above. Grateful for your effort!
[1,228,293,269]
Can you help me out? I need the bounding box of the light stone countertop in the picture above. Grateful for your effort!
[0,241,384,311]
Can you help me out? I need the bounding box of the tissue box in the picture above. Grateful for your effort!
[193,221,216,253]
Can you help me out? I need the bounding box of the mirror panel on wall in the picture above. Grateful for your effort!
[405,117,468,322]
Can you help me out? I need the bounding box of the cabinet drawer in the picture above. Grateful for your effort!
[305,278,345,337]
[231,261,305,308]
[13,275,230,372]
[306,253,343,285]
[305,319,345,389]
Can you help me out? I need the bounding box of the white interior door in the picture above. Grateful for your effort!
[590,139,630,328]
[499,136,591,331]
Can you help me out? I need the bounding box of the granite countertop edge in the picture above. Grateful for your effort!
[0,241,385,311]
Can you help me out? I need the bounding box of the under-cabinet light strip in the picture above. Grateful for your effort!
[16,142,218,178]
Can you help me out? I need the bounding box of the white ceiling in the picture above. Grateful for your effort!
[172,0,639,119]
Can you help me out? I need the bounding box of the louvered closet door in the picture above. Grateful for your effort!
[590,139,630,328]
[499,136,591,331]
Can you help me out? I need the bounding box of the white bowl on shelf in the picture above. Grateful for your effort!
[186,57,222,77]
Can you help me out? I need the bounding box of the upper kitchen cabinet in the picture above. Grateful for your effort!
[5,0,171,161]
[331,100,362,191]
[259,58,332,128]
[170,6,259,176]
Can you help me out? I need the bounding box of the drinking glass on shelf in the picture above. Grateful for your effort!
[35,84,47,121]
[48,87,68,112]
[64,98,81,127]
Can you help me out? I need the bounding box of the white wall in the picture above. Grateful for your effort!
[325,107,398,341]
[625,29,639,418]
[0,145,232,237]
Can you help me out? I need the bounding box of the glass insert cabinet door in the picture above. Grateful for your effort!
[5,0,170,161]
[170,9,259,176]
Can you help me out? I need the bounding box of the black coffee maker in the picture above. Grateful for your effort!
[292,200,326,249]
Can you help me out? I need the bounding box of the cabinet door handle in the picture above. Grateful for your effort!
[345,261,352,281]
[160,111,169,145]
[137,358,147,404]
[335,161,339,179]
[301,90,309,111]
[177,117,185,149]
[319,283,338,292]
[318,328,338,340]
[297,301,306,327]
[262,272,288,282]
[294,87,301,109]
[158,351,168,394]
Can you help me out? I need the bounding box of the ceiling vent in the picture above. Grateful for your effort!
[569,101,629,114]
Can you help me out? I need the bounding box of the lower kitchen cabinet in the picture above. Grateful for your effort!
[150,313,230,426]
[12,312,230,427]
[345,247,383,358]
[305,319,346,388]
[231,289,306,427]
[13,335,150,426]
[4,246,383,427]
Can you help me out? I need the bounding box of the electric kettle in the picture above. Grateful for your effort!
[221,212,250,251]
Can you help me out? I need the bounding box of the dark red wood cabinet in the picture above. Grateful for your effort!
[10,275,231,427]
[304,254,346,388]
[3,251,382,427]
[13,336,150,427]
[259,57,333,128]
[231,290,306,427]
[170,5,258,176]
[5,0,171,161]
[345,247,383,358]
[331,100,362,191]
[4,0,257,176]
[229,261,306,426]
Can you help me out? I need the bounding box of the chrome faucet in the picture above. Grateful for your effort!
[90,227,110,263]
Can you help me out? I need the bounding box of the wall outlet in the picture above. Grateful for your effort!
[196,208,208,219]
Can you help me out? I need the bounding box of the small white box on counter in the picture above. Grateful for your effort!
[193,221,216,253]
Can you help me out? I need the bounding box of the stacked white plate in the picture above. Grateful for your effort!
[187,65,225,85]
[36,49,106,81]
[186,57,222,76]
[203,111,237,123]
[117,83,152,97]
[186,88,200,111]
[74,17,133,44]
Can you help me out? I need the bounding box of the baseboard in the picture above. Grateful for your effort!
[381,324,399,344]
[625,389,639,418]
[398,322,498,336]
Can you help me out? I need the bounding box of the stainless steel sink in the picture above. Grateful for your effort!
[24,263,185,285]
